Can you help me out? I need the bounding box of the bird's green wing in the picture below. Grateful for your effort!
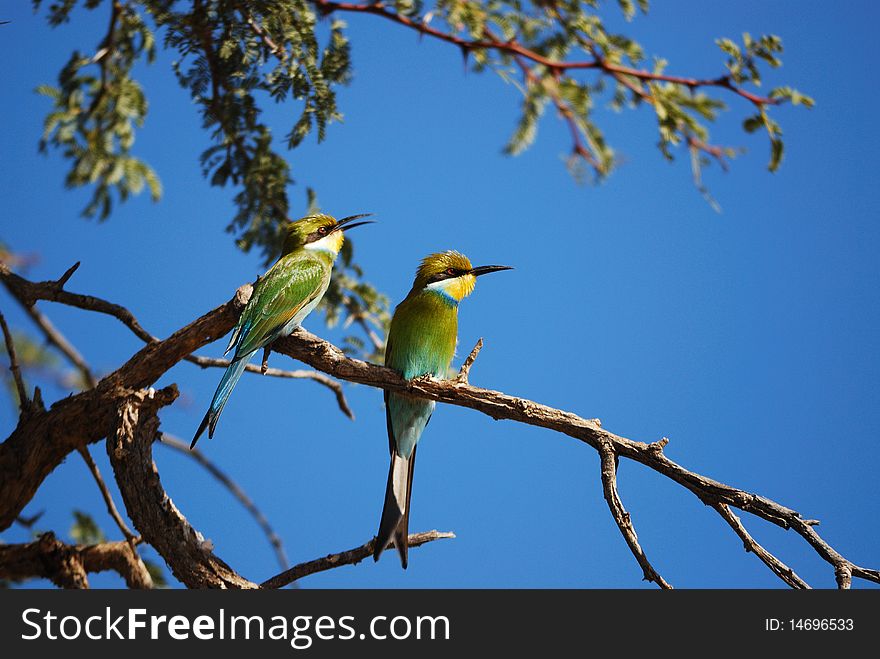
[232,254,326,358]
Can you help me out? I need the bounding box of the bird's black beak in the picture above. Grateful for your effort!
[334,213,374,233]
[469,265,513,277]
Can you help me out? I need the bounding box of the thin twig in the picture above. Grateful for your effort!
[455,337,483,384]
[239,8,287,61]
[343,296,385,354]
[261,530,455,589]
[0,308,29,413]
[77,446,153,588]
[76,446,138,543]
[158,433,290,572]
[711,502,809,589]
[188,353,354,420]
[598,443,672,589]
[23,303,97,388]
[15,511,44,529]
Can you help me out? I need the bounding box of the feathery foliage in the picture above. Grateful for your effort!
[34,0,811,353]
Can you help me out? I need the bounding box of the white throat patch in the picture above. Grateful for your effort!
[304,233,339,254]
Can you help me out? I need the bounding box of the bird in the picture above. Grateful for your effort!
[191,213,373,448]
[373,250,511,567]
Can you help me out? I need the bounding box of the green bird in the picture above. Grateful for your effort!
[374,251,511,567]
[191,213,372,448]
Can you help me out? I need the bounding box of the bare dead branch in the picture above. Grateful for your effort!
[0,531,151,589]
[261,530,455,589]
[158,433,290,572]
[1,263,877,588]
[0,308,29,414]
[598,443,672,589]
[711,502,809,589]
[272,327,880,589]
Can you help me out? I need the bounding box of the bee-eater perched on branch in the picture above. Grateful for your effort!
[191,213,373,448]
[374,251,511,567]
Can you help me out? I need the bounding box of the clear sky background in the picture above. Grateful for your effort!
[1,2,878,588]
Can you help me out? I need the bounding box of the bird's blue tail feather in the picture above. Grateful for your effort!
[191,356,250,447]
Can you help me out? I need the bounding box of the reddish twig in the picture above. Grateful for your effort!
[311,1,777,107]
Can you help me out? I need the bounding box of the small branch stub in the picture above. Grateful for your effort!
[456,338,484,384]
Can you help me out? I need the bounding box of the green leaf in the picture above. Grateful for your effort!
[769,138,784,172]
[70,510,105,545]
[742,114,762,133]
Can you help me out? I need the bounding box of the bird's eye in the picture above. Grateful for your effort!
[317,226,327,235]
[446,268,456,276]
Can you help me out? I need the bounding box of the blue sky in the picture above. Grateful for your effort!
[1,1,878,588]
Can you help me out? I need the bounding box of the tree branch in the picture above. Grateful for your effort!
[106,385,259,589]
[311,1,777,107]
[261,530,455,589]
[711,502,809,589]
[0,273,248,530]
[0,264,347,529]
[158,433,290,572]
[271,327,880,589]
[0,308,30,414]
[598,442,671,588]
[455,337,483,384]
[108,390,442,589]
[22,302,98,388]
[1,259,354,415]
[2,261,877,588]
[0,261,154,343]
[76,445,138,543]
[0,531,151,589]
[187,354,354,420]
[11,297,150,563]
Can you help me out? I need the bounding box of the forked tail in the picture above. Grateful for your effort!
[373,447,417,568]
